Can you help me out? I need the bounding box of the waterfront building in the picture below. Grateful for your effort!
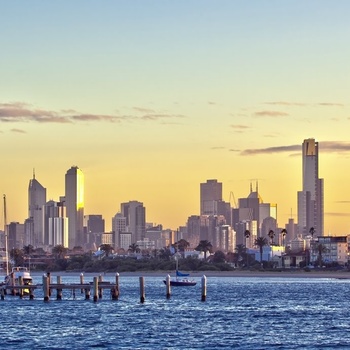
[65,166,84,248]
[27,172,46,247]
[297,138,324,236]
[112,212,127,249]
[84,214,105,249]
[43,200,68,248]
[310,236,348,265]
[8,222,25,249]
[120,201,146,244]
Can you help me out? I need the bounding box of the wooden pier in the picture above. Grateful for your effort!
[0,273,120,302]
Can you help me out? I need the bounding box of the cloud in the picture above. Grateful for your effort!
[133,107,155,113]
[325,212,350,217]
[334,201,350,204]
[254,110,289,117]
[240,141,350,156]
[241,144,300,156]
[317,103,344,107]
[208,101,216,105]
[211,146,226,150]
[230,125,250,129]
[0,102,184,125]
[11,128,26,133]
[264,101,307,107]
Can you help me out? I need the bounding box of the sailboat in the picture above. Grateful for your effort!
[2,195,33,295]
[163,257,197,286]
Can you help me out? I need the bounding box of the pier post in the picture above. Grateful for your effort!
[29,287,34,300]
[56,276,62,300]
[98,274,103,299]
[139,276,145,303]
[18,276,24,299]
[111,272,119,300]
[80,273,84,294]
[43,275,50,302]
[93,276,98,302]
[47,272,51,296]
[85,288,90,300]
[201,275,207,302]
[1,287,4,300]
[11,272,16,296]
[166,275,171,299]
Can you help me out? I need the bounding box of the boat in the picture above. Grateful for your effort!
[3,266,33,295]
[163,258,197,286]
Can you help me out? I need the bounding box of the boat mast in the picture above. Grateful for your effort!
[3,194,9,275]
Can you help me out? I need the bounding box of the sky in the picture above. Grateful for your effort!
[1,0,350,235]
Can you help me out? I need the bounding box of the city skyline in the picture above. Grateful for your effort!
[1,1,350,234]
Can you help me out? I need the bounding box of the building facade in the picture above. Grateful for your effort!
[65,166,84,249]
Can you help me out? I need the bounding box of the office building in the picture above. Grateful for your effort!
[297,139,324,236]
[120,201,146,243]
[65,166,84,248]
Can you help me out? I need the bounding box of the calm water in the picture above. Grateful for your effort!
[1,274,350,349]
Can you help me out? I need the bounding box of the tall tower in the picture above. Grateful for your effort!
[120,201,145,243]
[65,166,84,248]
[28,170,46,247]
[297,138,324,237]
[200,179,222,215]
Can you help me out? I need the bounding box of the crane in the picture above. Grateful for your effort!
[229,191,237,208]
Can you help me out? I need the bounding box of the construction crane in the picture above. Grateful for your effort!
[3,194,9,275]
[229,191,237,208]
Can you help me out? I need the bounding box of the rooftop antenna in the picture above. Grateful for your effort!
[33,168,35,179]
[256,180,258,193]
[250,182,252,193]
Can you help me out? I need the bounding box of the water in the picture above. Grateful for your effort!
[1,274,350,349]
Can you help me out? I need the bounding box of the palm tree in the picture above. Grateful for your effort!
[268,230,275,245]
[315,243,329,267]
[280,229,287,246]
[22,244,35,256]
[99,244,114,257]
[176,239,190,257]
[235,244,247,267]
[195,240,213,261]
[52,244,67,259]
[309,227,315,240]
[255,236,268,265]
[128,243,140,254]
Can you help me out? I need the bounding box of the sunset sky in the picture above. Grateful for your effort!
[1,1,350,235]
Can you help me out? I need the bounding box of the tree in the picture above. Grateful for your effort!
[128,243,140,254]
[10,248,24,266]
[99,244,114,257]
[281,229,287,246]
[213,250,226,264]
[315,243,329,267]
[22,244,35,256]
[255,236,268,264]
[195,240,213,261]
[235,244,247,267]
[52,245,67,259]
[176,239,190,257]
[268,230,275,245]
[309,227,315,239]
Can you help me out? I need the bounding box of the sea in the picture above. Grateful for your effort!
[1,273,350,349]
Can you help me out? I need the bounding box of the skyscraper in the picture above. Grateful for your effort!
[200,179,222,215]
[65,166,84,248]
[28,171,46,246]
[120,201,145,243]
[297,138,324,237]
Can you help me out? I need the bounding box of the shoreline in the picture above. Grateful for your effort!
[29,269,350,279]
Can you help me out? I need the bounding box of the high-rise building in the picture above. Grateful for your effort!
[297,138,324,236]
[84,215,105,249]
[65,166,84,248]
[120,201,146,243]
[28,171,46,247]
[200,179,222,215]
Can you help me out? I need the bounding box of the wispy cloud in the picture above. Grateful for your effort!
[230,124,250,129]
[241,144,300,156]
[241,141,350,156]
[11,128,26,133]
[317,102,344,107]
[325,212,350,217]
[264,101,307,107]
[334,201,350,204]
[0,102,185,125]
[254,110,289,117]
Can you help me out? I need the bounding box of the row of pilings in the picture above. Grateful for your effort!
[1,273,207,302]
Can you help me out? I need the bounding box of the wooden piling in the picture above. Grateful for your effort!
[165,274,171,299]
[93,276,98,302]
[85,287,90,300]
[47,272,51,296]
[98,274,103,299]
[1,287,5,300]
[139,276,145,303]
[18,276,24,299]
[201,275,207,302]
[56,276,62,300]
[80,273,84,294]
[29,287,34,300]
[43,275,49,302]
[111,272,119,300]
